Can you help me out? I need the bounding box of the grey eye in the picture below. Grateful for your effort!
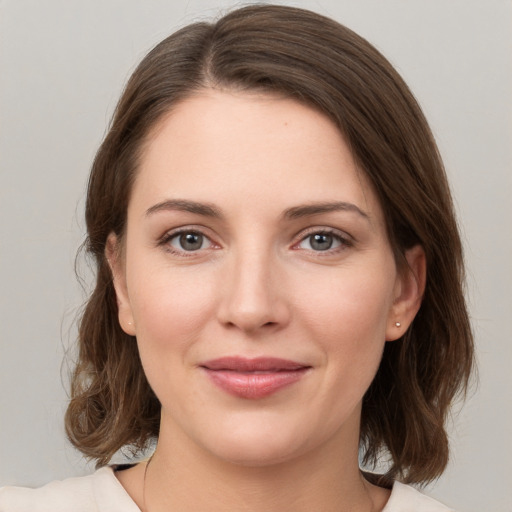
[310,233,334,251]
[171,232,206,251]
[298,232,343,251]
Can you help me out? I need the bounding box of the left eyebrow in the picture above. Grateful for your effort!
[282,201,370,221]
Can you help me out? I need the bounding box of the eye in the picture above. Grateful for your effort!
[168,231,211,252]
[296,231,348,252]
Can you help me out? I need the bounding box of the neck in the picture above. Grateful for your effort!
[141,419,388,512]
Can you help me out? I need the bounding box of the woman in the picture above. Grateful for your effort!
[0,4,474,511]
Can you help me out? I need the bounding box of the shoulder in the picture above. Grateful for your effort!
[383,481,456,512]
[0,467,140,512]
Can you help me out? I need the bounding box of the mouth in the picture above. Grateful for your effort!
[200,356,311,399]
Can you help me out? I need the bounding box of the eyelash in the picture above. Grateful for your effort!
[292,228,353,254]
[158,227,217,257]
[158,227,353,257]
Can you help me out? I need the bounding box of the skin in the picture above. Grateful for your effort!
[109,90,426,511]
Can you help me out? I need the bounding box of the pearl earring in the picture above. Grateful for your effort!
[395,322,401,327]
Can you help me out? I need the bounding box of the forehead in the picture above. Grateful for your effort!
[131,89,383,226]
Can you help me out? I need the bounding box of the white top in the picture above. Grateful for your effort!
[0,467,456,511]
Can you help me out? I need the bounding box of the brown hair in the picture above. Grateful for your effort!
[65,4,474,484]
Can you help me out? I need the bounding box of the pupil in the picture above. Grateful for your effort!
[311,233,332,251]
[180,233,203,251]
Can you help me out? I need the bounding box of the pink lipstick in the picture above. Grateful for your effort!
[200,357,310,399]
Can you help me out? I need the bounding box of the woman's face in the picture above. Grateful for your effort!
[111,90,423,466]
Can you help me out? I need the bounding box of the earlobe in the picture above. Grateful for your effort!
[386,245,426,341]
[106,233,136,336]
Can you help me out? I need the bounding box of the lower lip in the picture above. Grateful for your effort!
[202,368,309,399]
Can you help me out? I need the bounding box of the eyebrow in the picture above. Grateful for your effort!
[283,201,370,221]
[145,199,369,222]
[145,199,223,219]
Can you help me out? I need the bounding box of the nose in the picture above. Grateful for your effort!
[216,248,290,334]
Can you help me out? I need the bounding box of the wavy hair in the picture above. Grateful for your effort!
[65,4,474,484]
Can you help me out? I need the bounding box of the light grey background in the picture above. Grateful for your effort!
[1,0,511,510]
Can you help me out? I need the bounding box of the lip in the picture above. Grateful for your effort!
[200,357,311,399]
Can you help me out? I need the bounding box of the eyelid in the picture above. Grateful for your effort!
[291,226,354,251]
[157,224,353,256]
[158,225,221,255]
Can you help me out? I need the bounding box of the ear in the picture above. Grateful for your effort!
[106,233,136,336]
[386,245,426,341]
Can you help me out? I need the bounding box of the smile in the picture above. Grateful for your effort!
[200,357,311,399]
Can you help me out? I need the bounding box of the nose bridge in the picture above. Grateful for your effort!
[218,241,288,332]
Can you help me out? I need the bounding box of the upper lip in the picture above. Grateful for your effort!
[200,356,309,372]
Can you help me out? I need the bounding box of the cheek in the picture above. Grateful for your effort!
[297,265,395,339]
[125,266,221,414]
[126,265,217,361]
[294,263,396,381]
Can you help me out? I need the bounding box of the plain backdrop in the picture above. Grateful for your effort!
[1,0,511,510]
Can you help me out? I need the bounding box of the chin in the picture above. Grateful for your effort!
[198,415,317,468]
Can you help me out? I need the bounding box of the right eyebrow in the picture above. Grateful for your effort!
[145,199,224,219]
